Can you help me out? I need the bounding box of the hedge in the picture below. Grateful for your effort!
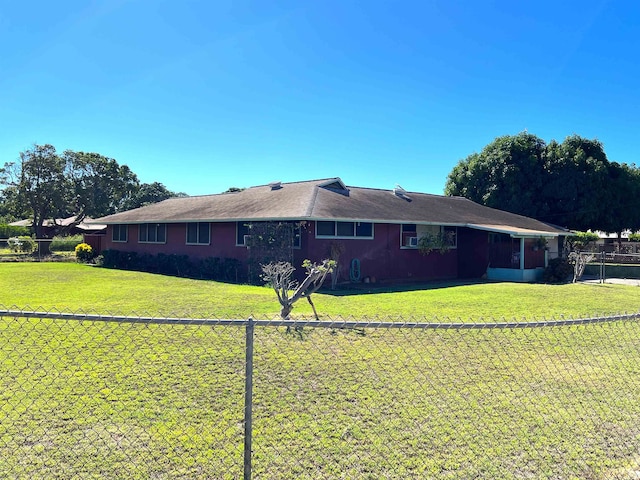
[100,250,244,283]
[0,224,30,238]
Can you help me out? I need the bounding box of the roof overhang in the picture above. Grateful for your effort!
[467,224,569,238]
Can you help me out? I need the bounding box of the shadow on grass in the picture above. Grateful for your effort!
[320,278,492,296]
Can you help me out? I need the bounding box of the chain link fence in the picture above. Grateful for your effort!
[1,307,639,479]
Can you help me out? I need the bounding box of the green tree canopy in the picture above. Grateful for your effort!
[122,182,187,211]
[0,144,68,237]
[63,150,141,220]
[1,144,185,236]
[445,132,547,219]
[445,133,639,233]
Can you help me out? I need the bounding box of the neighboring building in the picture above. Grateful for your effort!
[592,230,640,254]
[9,216,107,238]
[91,178,570,283]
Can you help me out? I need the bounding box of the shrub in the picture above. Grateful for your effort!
[543,257,573,284]
[566,231,599,251]
[74,243,94,262]
[7,236,37,254]
[100,249,243,282]
[0,224,30,238]
[629,233,640,242]
[51,235,83,252]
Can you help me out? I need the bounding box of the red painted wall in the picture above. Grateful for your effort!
[302,222,458,283]
[103,221,469,283]
[103,223,251,262]
[524,239,546,269]
[457,228,490,278]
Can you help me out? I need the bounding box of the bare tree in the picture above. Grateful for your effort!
[568,252,595,283]
[261,259,336,319]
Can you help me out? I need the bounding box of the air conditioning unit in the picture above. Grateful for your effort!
[243,234,252,246]
[408,236,418,247]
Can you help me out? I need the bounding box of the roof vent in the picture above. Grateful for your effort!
[268,181,282,191]
[393,184,407,195]
[393,184,411,201]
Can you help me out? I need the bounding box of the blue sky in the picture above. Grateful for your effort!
[1,0,638,196]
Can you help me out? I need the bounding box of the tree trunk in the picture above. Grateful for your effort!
[307,296,319,320]
[280,304,292,319]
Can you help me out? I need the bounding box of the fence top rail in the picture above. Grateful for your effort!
[0,309,638,329]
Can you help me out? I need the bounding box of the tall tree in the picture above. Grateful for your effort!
[445,132,547,219]
[122,181,186,210]
[1,145,184,236]
[445,133,640,232]
[0,185,24,223]
[541,135,611,230]
[600,162,640,245]
[0,144,68,237]
[63,150,140,220]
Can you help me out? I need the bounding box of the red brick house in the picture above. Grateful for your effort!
[91,178,569,283]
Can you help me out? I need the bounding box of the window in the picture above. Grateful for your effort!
[138,223,167,243]
[315,221,374,239]
[237,221,302,247]
[442,226,457,248]
[400,225,457,249]
[112,224,128,243]
[237,222,251,246]
[316,221,336,237]
[186,222,210,245]
[401,224,417,248]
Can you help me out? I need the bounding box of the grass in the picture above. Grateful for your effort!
[1,262,640,320]
[1,263,640,478]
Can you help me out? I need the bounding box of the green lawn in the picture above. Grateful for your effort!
[1,263,640,478]
[1,262,640,320]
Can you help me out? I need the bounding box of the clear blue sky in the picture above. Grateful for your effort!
[1,0,638,196]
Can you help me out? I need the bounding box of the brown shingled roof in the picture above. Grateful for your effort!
[92,177,568,236]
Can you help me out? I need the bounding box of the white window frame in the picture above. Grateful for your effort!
[400,224,417,248]
[186,222,210,245]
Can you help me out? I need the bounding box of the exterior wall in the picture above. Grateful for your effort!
[102,223,251,262]
[102,221,515,284]
[487,267,545,282]
[523,238,546,269]
[83,233,105,253]
[457,228,490,278]
[303,222,458,283]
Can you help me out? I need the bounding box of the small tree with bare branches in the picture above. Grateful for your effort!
[261,259,336,319]
[568,252,595,283]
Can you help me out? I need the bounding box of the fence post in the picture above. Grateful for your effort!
[244,317,255,480]
[600,251,605,284]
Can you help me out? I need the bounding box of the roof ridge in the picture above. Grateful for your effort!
[250,177,340,189]
[305,183,321,217]
[347,184,445,197]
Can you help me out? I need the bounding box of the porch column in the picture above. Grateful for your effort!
[519,238,525,270]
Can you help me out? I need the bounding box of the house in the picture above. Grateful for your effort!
[90,178,570,283]
[592,230,640,254]
[9,216,107,238]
